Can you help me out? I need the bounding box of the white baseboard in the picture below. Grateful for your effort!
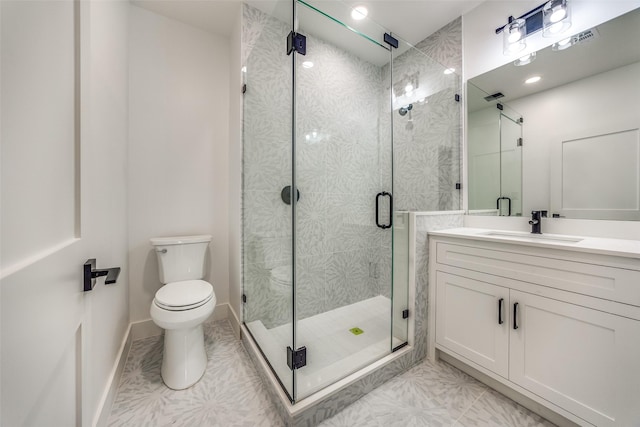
[93,324,132,427]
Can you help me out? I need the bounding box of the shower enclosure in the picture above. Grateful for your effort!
[468,83,523,217]
[242,0,461,403]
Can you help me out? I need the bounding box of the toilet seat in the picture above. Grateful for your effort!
[154,280,213,311]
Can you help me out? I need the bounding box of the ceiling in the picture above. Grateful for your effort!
[131,0,482,46]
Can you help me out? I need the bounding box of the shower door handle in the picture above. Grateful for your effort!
[375,192,393,229]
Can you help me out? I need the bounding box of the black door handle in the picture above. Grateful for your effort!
[513,302,519,330]
[84,258,121,292]
[498,298,504,325]
[497,196,511,216]
[375,192,393,229]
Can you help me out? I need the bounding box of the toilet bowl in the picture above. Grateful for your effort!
[149,235,216,390]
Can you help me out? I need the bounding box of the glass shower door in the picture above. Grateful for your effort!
[292,0,395,401]
[242,0,295,400]
[500,111,523,216]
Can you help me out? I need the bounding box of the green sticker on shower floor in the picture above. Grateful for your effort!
[349,327,364,335]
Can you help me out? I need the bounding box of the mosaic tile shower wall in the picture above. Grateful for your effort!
[384,18,463,212]
[242,4,390,329]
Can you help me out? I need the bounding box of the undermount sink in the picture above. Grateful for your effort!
[481,230,584,244]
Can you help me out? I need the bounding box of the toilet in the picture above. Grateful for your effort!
[149,234,216,390]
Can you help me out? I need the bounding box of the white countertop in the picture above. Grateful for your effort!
[428,228,640,259]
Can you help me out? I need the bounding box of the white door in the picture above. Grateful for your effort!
[435,271,509,378]
[510,290,640,427]
[1,1,128,425]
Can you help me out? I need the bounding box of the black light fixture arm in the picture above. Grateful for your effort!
[495,2,547,34]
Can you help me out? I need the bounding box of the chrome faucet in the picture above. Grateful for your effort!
[529,210,547,234]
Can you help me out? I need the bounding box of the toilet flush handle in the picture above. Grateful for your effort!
[156,248,167,254]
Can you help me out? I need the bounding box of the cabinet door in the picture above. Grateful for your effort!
[435,271,509,378]
[510,290,640,427]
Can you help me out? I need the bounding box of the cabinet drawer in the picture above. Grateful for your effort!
[436,242,640,306]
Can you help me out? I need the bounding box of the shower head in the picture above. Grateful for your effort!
[399,104,413,116]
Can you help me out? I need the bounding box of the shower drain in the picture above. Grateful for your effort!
[349,327,364,335]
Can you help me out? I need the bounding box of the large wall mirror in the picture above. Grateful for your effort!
[467,6,640,221]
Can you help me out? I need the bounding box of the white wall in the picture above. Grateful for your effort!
[128,5,230,325]
[228,7,243,336]
[509,61,640,215]
[463,0,640,79]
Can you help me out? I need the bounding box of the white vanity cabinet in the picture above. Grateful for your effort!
[429,232,640,427]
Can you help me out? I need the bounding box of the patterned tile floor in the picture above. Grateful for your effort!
[108,319,556,427]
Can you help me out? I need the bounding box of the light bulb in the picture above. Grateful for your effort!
[508,31,522,43]
[525,76,541,84]
[351,6,368,21]
[550,7,566,23]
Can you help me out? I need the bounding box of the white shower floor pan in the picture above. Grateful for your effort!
[246,295,403,399]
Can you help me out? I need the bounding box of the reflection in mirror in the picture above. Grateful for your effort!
[467,7,640,220]
[467,83,523,217]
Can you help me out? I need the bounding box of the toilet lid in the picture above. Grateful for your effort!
[155,280,214,311]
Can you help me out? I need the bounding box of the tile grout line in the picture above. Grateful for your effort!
[452,387,488,426]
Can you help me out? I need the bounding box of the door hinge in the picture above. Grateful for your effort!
[402,309,409,319]
[242,84,247,94]
[287,31,306,56]
[454,94,461,102]
[242,294,247,303]
[455,183,461,190]
[497,103,504,111]
[519,117,524,124]
[517,138,523,147]
[384,33,398,49]
[287,346,307,370]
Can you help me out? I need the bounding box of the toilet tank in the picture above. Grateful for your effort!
[150,235,212,284]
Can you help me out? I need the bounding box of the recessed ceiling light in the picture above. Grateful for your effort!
[525,76,541,84]
[302,61,314,69]
[351,5,368,21]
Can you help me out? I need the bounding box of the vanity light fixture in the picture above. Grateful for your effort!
[525,75,542,84]
[497,0,572,55]
[514,52,536,66]
[351,5,368,21]
[503,18,527,54]
[543,0,571,37]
